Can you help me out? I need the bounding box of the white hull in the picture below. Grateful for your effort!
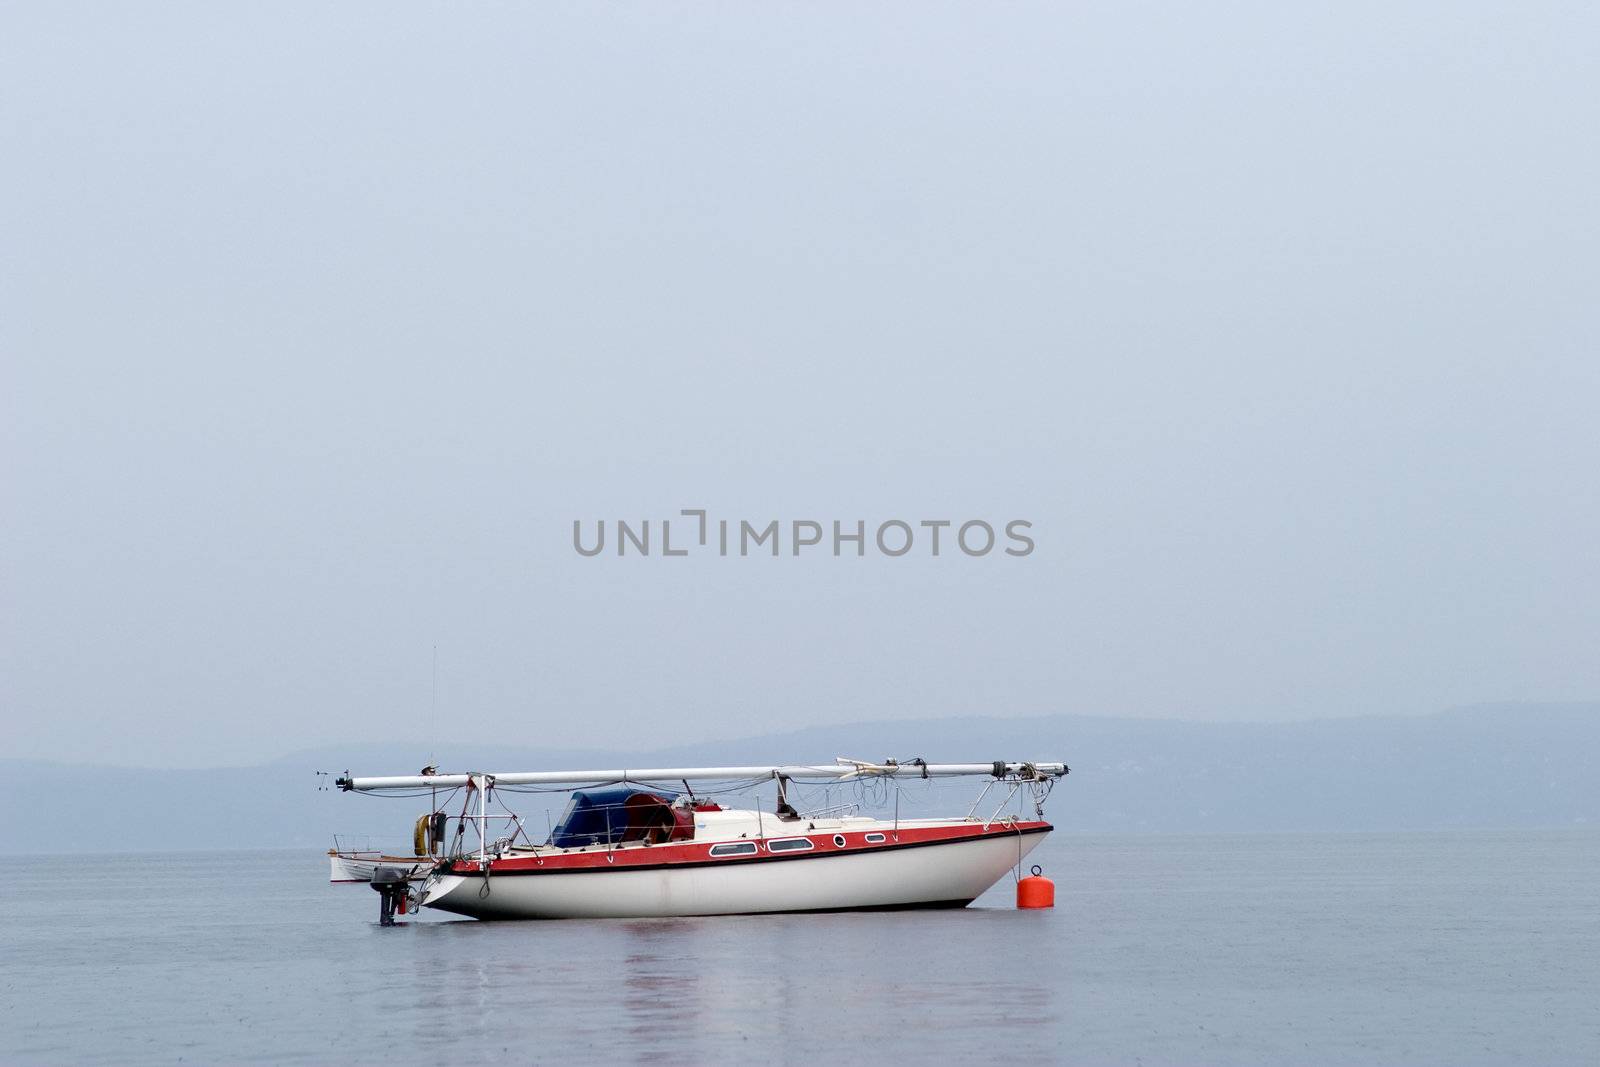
[422,829,1046,919]
[329,853,433,884]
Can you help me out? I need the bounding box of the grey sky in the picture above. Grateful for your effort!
[3,3,1597,767]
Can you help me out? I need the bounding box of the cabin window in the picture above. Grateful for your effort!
[708,841,759,858]
[832,834,848,847]
[864,833,887,843]
[766,838,814,853]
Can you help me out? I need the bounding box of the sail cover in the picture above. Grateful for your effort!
[548,786,687,848]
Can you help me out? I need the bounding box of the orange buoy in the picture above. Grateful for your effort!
[1016,865,1055,909]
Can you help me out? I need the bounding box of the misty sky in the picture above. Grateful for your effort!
[3,3,1597,767]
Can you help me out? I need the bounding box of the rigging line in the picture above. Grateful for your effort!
[345,784,463,805]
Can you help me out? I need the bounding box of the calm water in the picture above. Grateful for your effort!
[2,830,1596,1065]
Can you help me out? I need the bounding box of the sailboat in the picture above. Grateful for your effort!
[331,757,1067,920]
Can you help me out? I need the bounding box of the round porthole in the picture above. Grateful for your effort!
[833,834,847,847]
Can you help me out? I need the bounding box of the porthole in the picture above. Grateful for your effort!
[708,841,759,858]
[767,838,814,853]
[864,833,886,844]
[832,834,847,847]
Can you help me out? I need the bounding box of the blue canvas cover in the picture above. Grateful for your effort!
[549,785,682,848]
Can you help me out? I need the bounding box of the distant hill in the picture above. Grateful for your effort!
[3,703,1595,854]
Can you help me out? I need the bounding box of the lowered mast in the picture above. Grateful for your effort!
[336,758,1067,793]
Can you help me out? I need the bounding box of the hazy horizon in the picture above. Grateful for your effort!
[5,702,1595,853]
[4,2,1598,767]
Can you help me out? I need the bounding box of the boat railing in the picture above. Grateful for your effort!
[331,833,387,855]
[796,802,860,820]
[441,811,532,861]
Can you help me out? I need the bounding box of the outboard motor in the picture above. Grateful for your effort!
[371,867,409,926]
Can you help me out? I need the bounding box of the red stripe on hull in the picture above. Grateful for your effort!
[441,821,1051,877]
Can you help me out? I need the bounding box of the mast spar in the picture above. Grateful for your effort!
[336,759,1068,793]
